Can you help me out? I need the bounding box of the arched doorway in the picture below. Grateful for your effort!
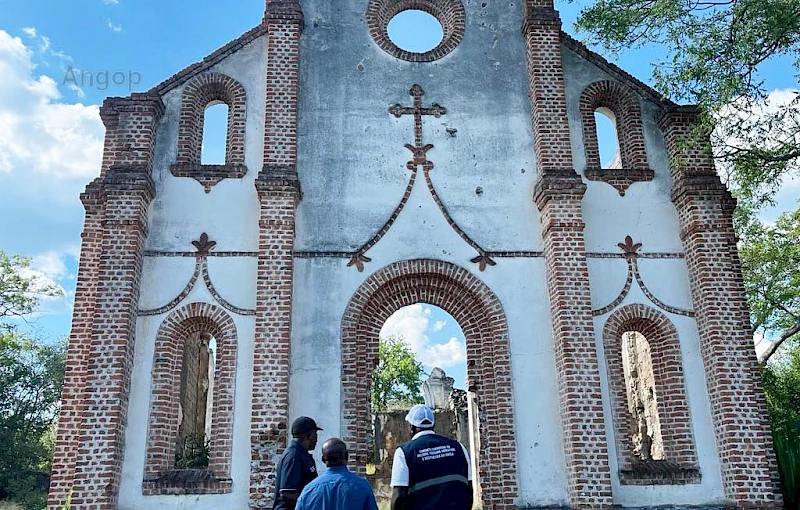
[341,259,518,507]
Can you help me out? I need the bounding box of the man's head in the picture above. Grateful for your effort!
[405,404,435,436]
[291,416,323,451]
[321,438,348,467]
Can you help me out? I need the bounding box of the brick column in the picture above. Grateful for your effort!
[524,2,614,507]
[659,107,783,508]
[66,94,164,510]
[47,182,105,510]
[249,2,303,507]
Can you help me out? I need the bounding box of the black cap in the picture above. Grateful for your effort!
[291,416,322,436]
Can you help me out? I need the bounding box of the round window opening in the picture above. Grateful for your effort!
[366,0,466,62]
[387,10,444,54]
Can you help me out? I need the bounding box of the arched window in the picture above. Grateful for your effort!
[580,80,654,195]
[175,333,216,468]
[171,73,248,193]
[621,331,663,461]
[200,103,229,166]
[594,108,621,169]
[144,303,237,495]
[602,304,699,485]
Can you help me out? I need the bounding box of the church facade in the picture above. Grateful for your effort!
[48,1,783,509]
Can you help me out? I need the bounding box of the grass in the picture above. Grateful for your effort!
[0,502,25,510]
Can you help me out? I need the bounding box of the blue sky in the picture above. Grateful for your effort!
[0,2,796,368]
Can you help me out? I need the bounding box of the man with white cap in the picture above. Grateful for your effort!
[390,404,473,510]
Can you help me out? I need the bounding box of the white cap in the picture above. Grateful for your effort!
[405,404,435,428]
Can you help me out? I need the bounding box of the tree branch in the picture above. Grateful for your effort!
[759,319,800,363]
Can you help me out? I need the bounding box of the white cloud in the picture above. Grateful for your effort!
[0,31,103,180]
[22,27,36,38]
[714,89,800,219]
[103,0,120,4]
[432,320,446,332]
[380,304,466,369]
[105,19,123,33]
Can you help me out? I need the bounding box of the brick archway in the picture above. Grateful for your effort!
[341,259,518,507]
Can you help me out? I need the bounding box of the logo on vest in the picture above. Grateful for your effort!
[415,445,457,462]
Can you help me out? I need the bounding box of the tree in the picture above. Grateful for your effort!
[762,339,800,510]
[0,251,65,510]
[0,335,65,509]
[371,336,425,412]
[738,208,800,361]
[571,0,800,206]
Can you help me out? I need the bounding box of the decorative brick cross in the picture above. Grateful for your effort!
[389,84,447,171]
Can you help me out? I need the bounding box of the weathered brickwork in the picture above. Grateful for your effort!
[249,2,304,508]
[143,302,237,495]
[49,94,164,510]
[579,80,654,195]
[170,72,248,192]
[660,107,782,507]
[366,0,466,62]
[341,259,518,509]
[525,1,614,506]
[602,304,700,485]
[47,183,105,510]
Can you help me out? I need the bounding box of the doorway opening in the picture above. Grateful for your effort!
[340,259,517,508]
[366,303,482,507]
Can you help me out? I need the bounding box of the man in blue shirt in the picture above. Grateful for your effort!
[296,438,379,510]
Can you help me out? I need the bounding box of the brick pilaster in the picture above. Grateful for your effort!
[250,2,303,507]
[659,107,783,508]
[63,94,163,510]
[47,181,105,510]
[524,1,614,507]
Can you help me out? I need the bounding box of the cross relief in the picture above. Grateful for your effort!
[389,84,447,172]
[347,84,496,272]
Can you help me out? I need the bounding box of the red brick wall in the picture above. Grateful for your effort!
[340,259,518,509]
[525,1,614,506]
[49,94,164,510]
[143,303,237,495]
[660,107,783,506]
[250,3,303,507]
[47,183,105,510]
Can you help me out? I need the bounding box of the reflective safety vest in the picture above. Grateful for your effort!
[400,433,470,510]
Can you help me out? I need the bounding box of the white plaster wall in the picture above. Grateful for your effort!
[291,1,571,507]
[588,257,726,505]
[561,47,684,255]
[119,0,731,506]
[122,257,256,509]
[564,41,726,504]
[121,36,267,508]
[145,37,266,253]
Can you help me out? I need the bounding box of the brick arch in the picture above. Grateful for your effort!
[175,72,247,166]
[602,303,699,484]
[341,259,517,507]
[366,0,466,62]
[144,302,237,494]
[580,80,649,171]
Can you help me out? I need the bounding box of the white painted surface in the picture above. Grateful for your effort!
[589,257,726,504]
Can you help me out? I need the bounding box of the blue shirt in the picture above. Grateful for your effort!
[295,466,379,510]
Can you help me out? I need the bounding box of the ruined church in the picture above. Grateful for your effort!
[48,1,783,509]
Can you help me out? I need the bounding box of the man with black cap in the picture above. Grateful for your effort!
[274,416,323,510]
[390,404,473,510]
